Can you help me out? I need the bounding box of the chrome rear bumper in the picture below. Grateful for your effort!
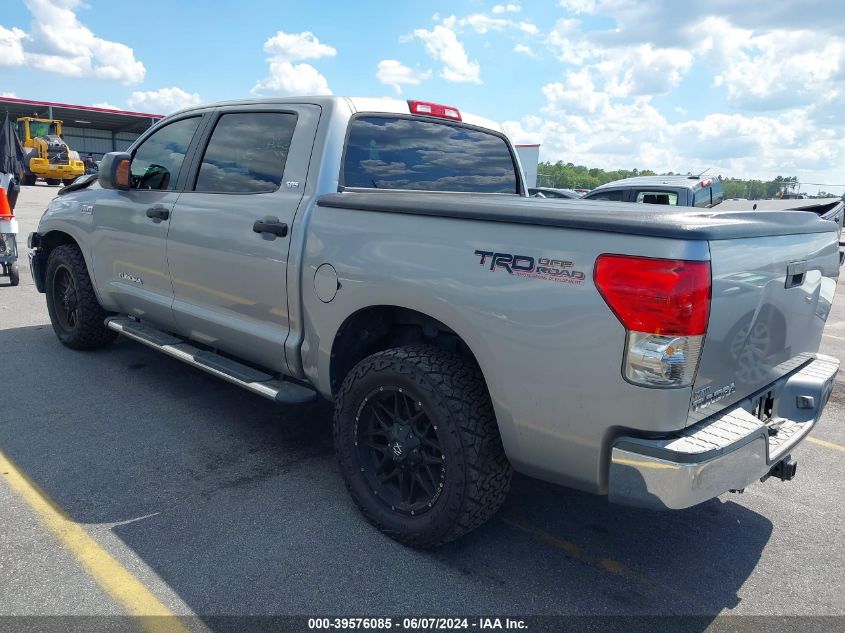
[608,354,839,510]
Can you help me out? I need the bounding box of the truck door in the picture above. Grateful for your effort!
[164,105,320,373]
[90,114,205,330]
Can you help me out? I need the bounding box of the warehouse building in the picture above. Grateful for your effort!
[0,96,162,161]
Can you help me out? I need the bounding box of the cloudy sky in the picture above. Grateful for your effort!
[1,0,843,191]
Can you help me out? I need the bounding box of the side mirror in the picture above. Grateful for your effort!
[99,152,132,191]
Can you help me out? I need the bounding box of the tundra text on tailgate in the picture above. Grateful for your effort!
[28,97,842,547]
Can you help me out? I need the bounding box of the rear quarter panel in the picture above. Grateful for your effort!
[300,203,710,493]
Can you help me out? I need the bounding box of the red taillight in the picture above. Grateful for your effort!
[594,255,711,336]
[407,100,462,121]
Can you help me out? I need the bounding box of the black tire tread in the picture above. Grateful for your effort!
[334,345,511,547]
[46,244,116,349]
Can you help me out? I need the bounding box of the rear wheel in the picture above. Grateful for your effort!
[62,179,75,186]
[8,262,19,286]
[45,244,116,349]
[334,345,512,547]
[46,178,61,186]
[23,174,36,186]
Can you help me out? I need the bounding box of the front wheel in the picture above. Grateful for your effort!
[45,244,116,349]
[23,174,36,186]
[334,345,512,548]
[8,262,19,286]
[46,178,61,186]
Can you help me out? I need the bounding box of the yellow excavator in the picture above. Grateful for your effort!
[17,117,85,186]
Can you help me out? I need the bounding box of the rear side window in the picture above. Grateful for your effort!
[635,190,679,205]
[693,188,711,207]
[194,112,297,193]
[586,190,625,202]
[342,116,518,193]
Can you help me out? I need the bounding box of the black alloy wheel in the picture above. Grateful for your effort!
[355,385,446,516]
[334,345,512,548]
[51,264,79,332]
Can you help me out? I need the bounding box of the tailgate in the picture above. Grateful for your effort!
[688,230,840,424]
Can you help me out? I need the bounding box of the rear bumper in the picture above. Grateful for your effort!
[608,354,840,510]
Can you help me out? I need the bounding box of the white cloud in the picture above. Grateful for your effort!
[546,19,594,65]
[91,101,122,110]
[509,76,845,184]
[516,21,540,35]
[261,30,337,62]
[700,23,845,110]
[460,14,510,34]
[1,91,18,98]
[595,44,693,96]
[547,2,845,113]
[0,0,144,83]
[444,11,538,36]
[506,1,845,186]
[127,87,202,114]
[0,25,25,66]
[492,3,521,13]
[558,0,597,14]
[513,43,537,57]
[252,31,336,96]
[376,60,432,94]
[413,25,481,83]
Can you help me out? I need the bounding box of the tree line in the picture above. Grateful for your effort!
[537,162,844,200]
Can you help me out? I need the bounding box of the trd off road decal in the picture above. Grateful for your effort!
[474,250,586,284]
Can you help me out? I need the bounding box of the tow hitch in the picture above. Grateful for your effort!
[762,455,798,482]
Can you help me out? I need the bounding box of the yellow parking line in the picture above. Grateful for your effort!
[501,517,630,577]
[0,450,190,633]
[807,437,845,453]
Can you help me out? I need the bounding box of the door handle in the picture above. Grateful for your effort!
[146,206,170,221]
[253,217,288,238]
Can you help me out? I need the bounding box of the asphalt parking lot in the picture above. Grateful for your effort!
[1,184,844,630]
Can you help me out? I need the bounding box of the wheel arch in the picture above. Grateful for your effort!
[31,230,80,292]
[328,305,487,397]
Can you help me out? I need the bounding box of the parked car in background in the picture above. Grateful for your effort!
[582,175,725,207]
[528,186,582,199]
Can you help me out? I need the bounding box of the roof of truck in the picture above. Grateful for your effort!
[591,175,716,192]
[170,96,504,134]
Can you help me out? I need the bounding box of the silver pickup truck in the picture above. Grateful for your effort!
[28,96,842,547]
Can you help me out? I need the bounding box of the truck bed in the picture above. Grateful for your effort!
[319,191,836,240]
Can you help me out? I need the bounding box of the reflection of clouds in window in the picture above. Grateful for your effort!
[193,161,279,192]
[359,160,410,177]
[195,112,296,193]
[132,117,200,190]
[344,117,517,193]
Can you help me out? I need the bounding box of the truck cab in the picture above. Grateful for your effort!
[583,175,725,207]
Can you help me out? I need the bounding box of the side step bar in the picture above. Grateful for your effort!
[105,316,317,405]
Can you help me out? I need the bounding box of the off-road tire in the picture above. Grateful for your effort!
[45,244,116,349]
[334,345,512,548]
[8,262,19,286]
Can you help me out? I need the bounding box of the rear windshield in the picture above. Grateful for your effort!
[342,116,518,193]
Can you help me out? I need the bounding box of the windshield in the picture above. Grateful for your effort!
[29,121,59,138]
[343,116,519,194]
